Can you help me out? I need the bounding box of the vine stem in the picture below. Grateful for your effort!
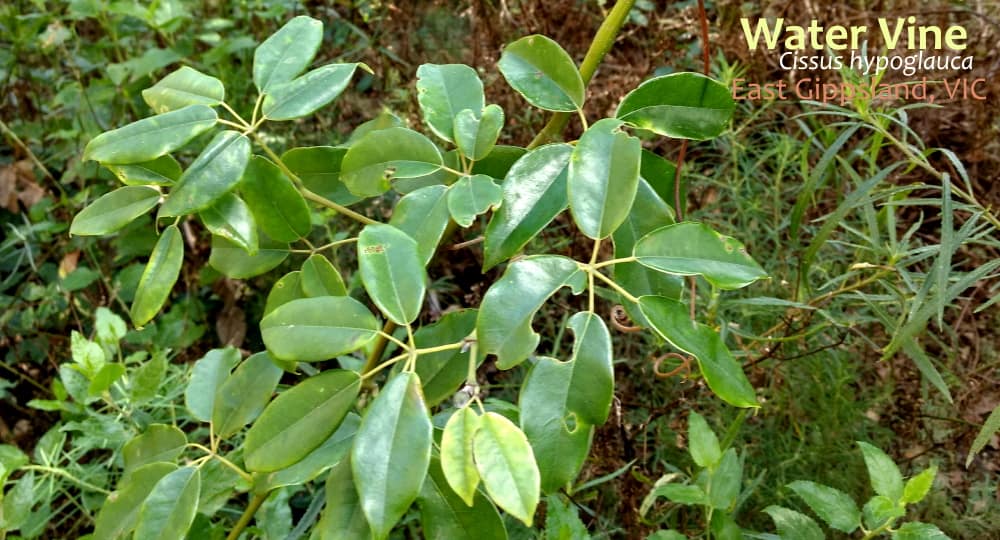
[363,321,397,376]
[588,238,601,312]
[227,492,268,540]
[527,0,637,148]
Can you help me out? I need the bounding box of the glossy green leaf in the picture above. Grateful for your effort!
[639,149,682,212]
[858,441,904,502]
[564,312,614,425]
[568,118,641,239]
[474,411,541,526]
[281,146,361,206]
[83,105,217,164]
[638,296,757,408]
[863,495,905,529]
[482,144,571,269]
[130,224,184,326]
[442,407,482,506]
[199,193,257,254]
[253,15,323,92]
[390,184,451,265]
[448,174,502,227]
[184,347,239,422]
[92,462,177,540]
[263,63,361,120]
[616,73,734,140]
[763,505,824,540]
[352,372,432,540]
[419,457,508,540]
[301,254,347,297]
[211,352,283,438]
[142,66,224,113]
[478,256,585,369]
[788,480,861,533]
[245,370,361,472]
[707,449,741,510]
[341,127,444,197]
[123,424,186,474]
[470,145,526,178]
[264,271,305,316]
[498,35,584,112]
[414,309,479,406]
[518,356,594,493]
[209,233,288,279]
[634,222,767,290]
[688,412,721,469]
[893,522,950,539]
[134,466,200,540]
[416,64,485,142]
[902,466,937,504]
[70,186,160,236]
[261,296,379,362]
[347,111,404,144]
[255,413,359,493]
[159,130,251,216]
[358,223,426,325]
[454,104,504,161]
[106,155,182,186]
[319,455,370,539]
[239,156,312,242]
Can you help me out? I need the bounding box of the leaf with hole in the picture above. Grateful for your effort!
[454,104,504,160]
[341,127,444,197]
[416,64,485,142]
[448,174,502,228]
[261,296,379,362]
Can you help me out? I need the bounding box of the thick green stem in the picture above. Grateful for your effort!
[227,492,268,540]
[363,321,397,376]
[527,0,637,149]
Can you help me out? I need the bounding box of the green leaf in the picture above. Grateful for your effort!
[967,403,1000,466]
[281,146,360,206]
[245,370,361,472]
[83,105,217,164]
[87,362,126,396]
[707,449,742,510]
[448,174,503,228]
[319,455,370,539]
[474,412,541,526]
[211,352,283,438]
[255,413,359,492]
[518,355,593,493]
[858,441,904,502]
[893,522,951,539]
[647,531,687,540]
[130,350,168,403]
[263,63,362,120]
[616,73,734,140]
[413,309,479,406]
[261,296,379,362]
[253,15,323,92]
[123,424,186,474]
[134,466,201,540]
[652,484,707,505]
[301,254,347,297]
[352,372,432,540]
[498,35,584,112]
[544,494,589,540]
[2,472,33,531]
[688,412,721,469]
[568,118,641,239]
[419,457,508,540]
[788,480,861,533]
[106,155,182,186]
[441,407,482,506]
[763,505,824,540]
[638,296,757,408]
[454,105,504,161]
[358,223,427,325]
[70,186,160,236]
[264,271,306,316]
[159,130,251,217]
[482,144,572,269]
[142,66,225,113]
[390,184,451,265]
[347,111,404,144]
[341,127,444,197]
[902,466,937,504]
[184,347,239,422]
[634,222,767,290]
[639,149,681,212]
[470,145,527,178]
[477,256,585,369]
[862,495,905,529]
[564,311,614,425]
[240,156,312,242]
[209,233,288,279]
[416,64,486,142]
[130,224,184,326]
[92,462,177,540]
[710,512,743,540]
[199,193,258,254]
